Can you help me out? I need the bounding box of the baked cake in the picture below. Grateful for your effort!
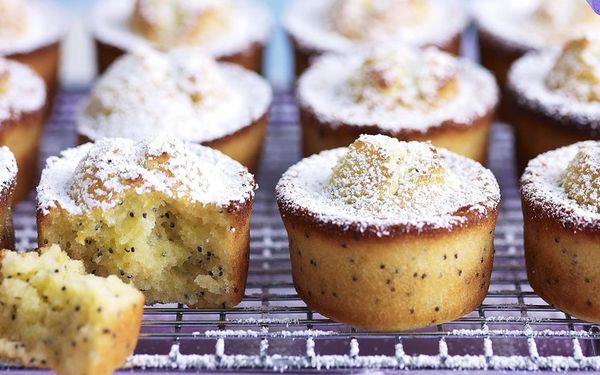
[276,135,501,331]
[0,0,64,102]
[0,147,16,250]
[0,57,46,202]
[473,0,600,94]
[521,141,600,323]
[507,35,600,171]
[297,46,498,163]
[37,136,256,308]
[91,0,271,74]
[0,244,143,375]
[284,0,468,76]
[77,49,272,173]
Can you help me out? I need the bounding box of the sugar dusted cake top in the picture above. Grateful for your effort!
[0,58,46,122]
[92,0,271,58]
[77,49,272,143]
[277,135,500,236]
[37,136,256,216]
[508,35,600,129]
[284,0,467,54]
[522,141,600,231]
[298,46,497,133]
[473,0,600,50]
[0,0,64,55]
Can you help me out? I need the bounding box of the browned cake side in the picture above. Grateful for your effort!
[279,203,497,331]
[290,33,462,78]
[522,197,600,323]
[0,109,45,203]
[300,105,495,164]
[95,39,265,75]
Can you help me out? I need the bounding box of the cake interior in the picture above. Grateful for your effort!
[0,245,141,375]
[40,191,239,307]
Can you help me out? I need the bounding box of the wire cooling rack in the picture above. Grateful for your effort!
[7,89,600,372]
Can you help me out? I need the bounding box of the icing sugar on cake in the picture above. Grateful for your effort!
[91,0,271,58]
[0,146,17,193]
[77,49,272,143]
[473,0,600,50]
[0,58,46,122]
[277,135,500,236]
[37,136,256,216]
[284,0,467,54]
[508,41,600,130]
[0,0,64,55]
[298,46,498,132]
[521,141,600,231]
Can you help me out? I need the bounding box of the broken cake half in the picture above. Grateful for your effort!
[0,244,144,375]
[37,136,256,308]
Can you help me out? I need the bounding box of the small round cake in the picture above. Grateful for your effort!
[521,141,600,323]
[284,0,468,76]
[276,135,501,331]
[507,35,600,171]
[0,57,46,202]
[473,0,600,91]
[0,0,64,101]
[91,0,272,74]
[77,50,272,172]
[0,146,16,249]
[37,136,256,308]
[297,46,498,163]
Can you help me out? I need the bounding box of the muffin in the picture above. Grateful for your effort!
[91,0,271,74]
[0,57,46,202]
[284,0,468,77]
[0,147,16,249]
[0,244,143,375]
[0,0,64,102]
[297,46,498,163]
[473,0,600,91]
[37,136,255,308]
[507,35,600,172]
[77,50,271,173]
[521,141,600,323]
[276,135,501,331]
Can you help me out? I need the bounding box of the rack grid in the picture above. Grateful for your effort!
[8,88,600,372]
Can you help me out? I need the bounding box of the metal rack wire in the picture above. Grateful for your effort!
[8,89,600,372]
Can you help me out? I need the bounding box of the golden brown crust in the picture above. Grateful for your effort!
[0,107,45,203]
[282,213,496,331]
[299,104,495,164]
[95,39,264,75]
[290,33,462,78]
[507,87,600,173]
[522,195,600,323]
[79,113,270,175]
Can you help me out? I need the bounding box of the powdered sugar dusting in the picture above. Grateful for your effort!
[508,50,600,129]
[284,0,467,54]
[473,0,600,51]
[277,139,500,235]
[521,141,600,230]
[0,58,46,122]
[0,0,64,55]
[91,0,271,58]
[0,146,17,193]
[77,50,272,143]
[298,46,498,133]
[37,136,255,216]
